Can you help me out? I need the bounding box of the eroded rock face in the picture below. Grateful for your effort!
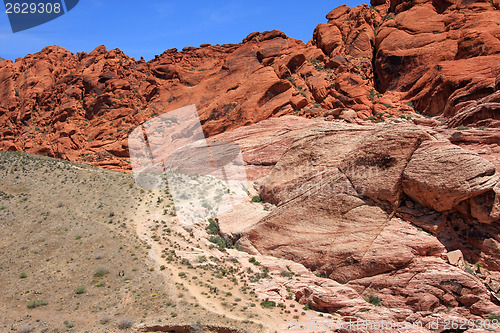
[402,140,499,213]
[374,0,500,120]
[218,118,500,318]
[1,0,498,168]
[0,33,330,171]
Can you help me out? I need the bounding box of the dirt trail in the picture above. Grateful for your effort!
[133,199,282,332]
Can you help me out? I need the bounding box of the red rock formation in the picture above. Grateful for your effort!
[1,0,498,169]
[209,116,500,321]
[0,34,327,171]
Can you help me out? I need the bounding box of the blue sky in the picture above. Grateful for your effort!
[1,0,366,61]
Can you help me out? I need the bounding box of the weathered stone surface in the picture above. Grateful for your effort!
[340,124,434,206]
[347,257,498,316]
[199,116,500,318]
[402,140,499,213]
[447,90,500,128]
[469,182,500,224]
[0,34,333,171]
[207,117,500,319]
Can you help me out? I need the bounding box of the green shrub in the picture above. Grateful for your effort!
[457,125,469,130]
[206,218,219,235]
[260,300,276,308]
[251,195,262,203]
[249,257,261,266]
[19,272,27,279]
[280,270,294,278]
[208,235,231,250]
[369,88,376,101]
[488,314,500,321]
[315,64,325,71]
[365,292,382,306]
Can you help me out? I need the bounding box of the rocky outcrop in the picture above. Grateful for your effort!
[1,0,499,169]
[208,117,500,319]
[0,33,330,171]
[373,0,500,121]
[447,90,500,128]
[402,140,499,213]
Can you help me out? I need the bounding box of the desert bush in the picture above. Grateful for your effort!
[251,195,262,203]
[18,325,33,333]
[205,218,219,235]
[249,257,260,266]
[488,314,500,321]
[280,270,294,278]
[365,292,382,306]
[94,267,109,277]
[369,88,376,100]
[27,299,47,309]
[75,286,86,294]
[64,321,74,328]
[117,318,134,329]
[260,300,276,308]
[208,235,231,250]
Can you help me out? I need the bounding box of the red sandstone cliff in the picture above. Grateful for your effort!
[0,0,498,170]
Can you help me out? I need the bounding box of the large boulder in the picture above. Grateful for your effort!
[402,140,499,214]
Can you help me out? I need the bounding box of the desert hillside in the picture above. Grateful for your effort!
[0,151,275,333]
